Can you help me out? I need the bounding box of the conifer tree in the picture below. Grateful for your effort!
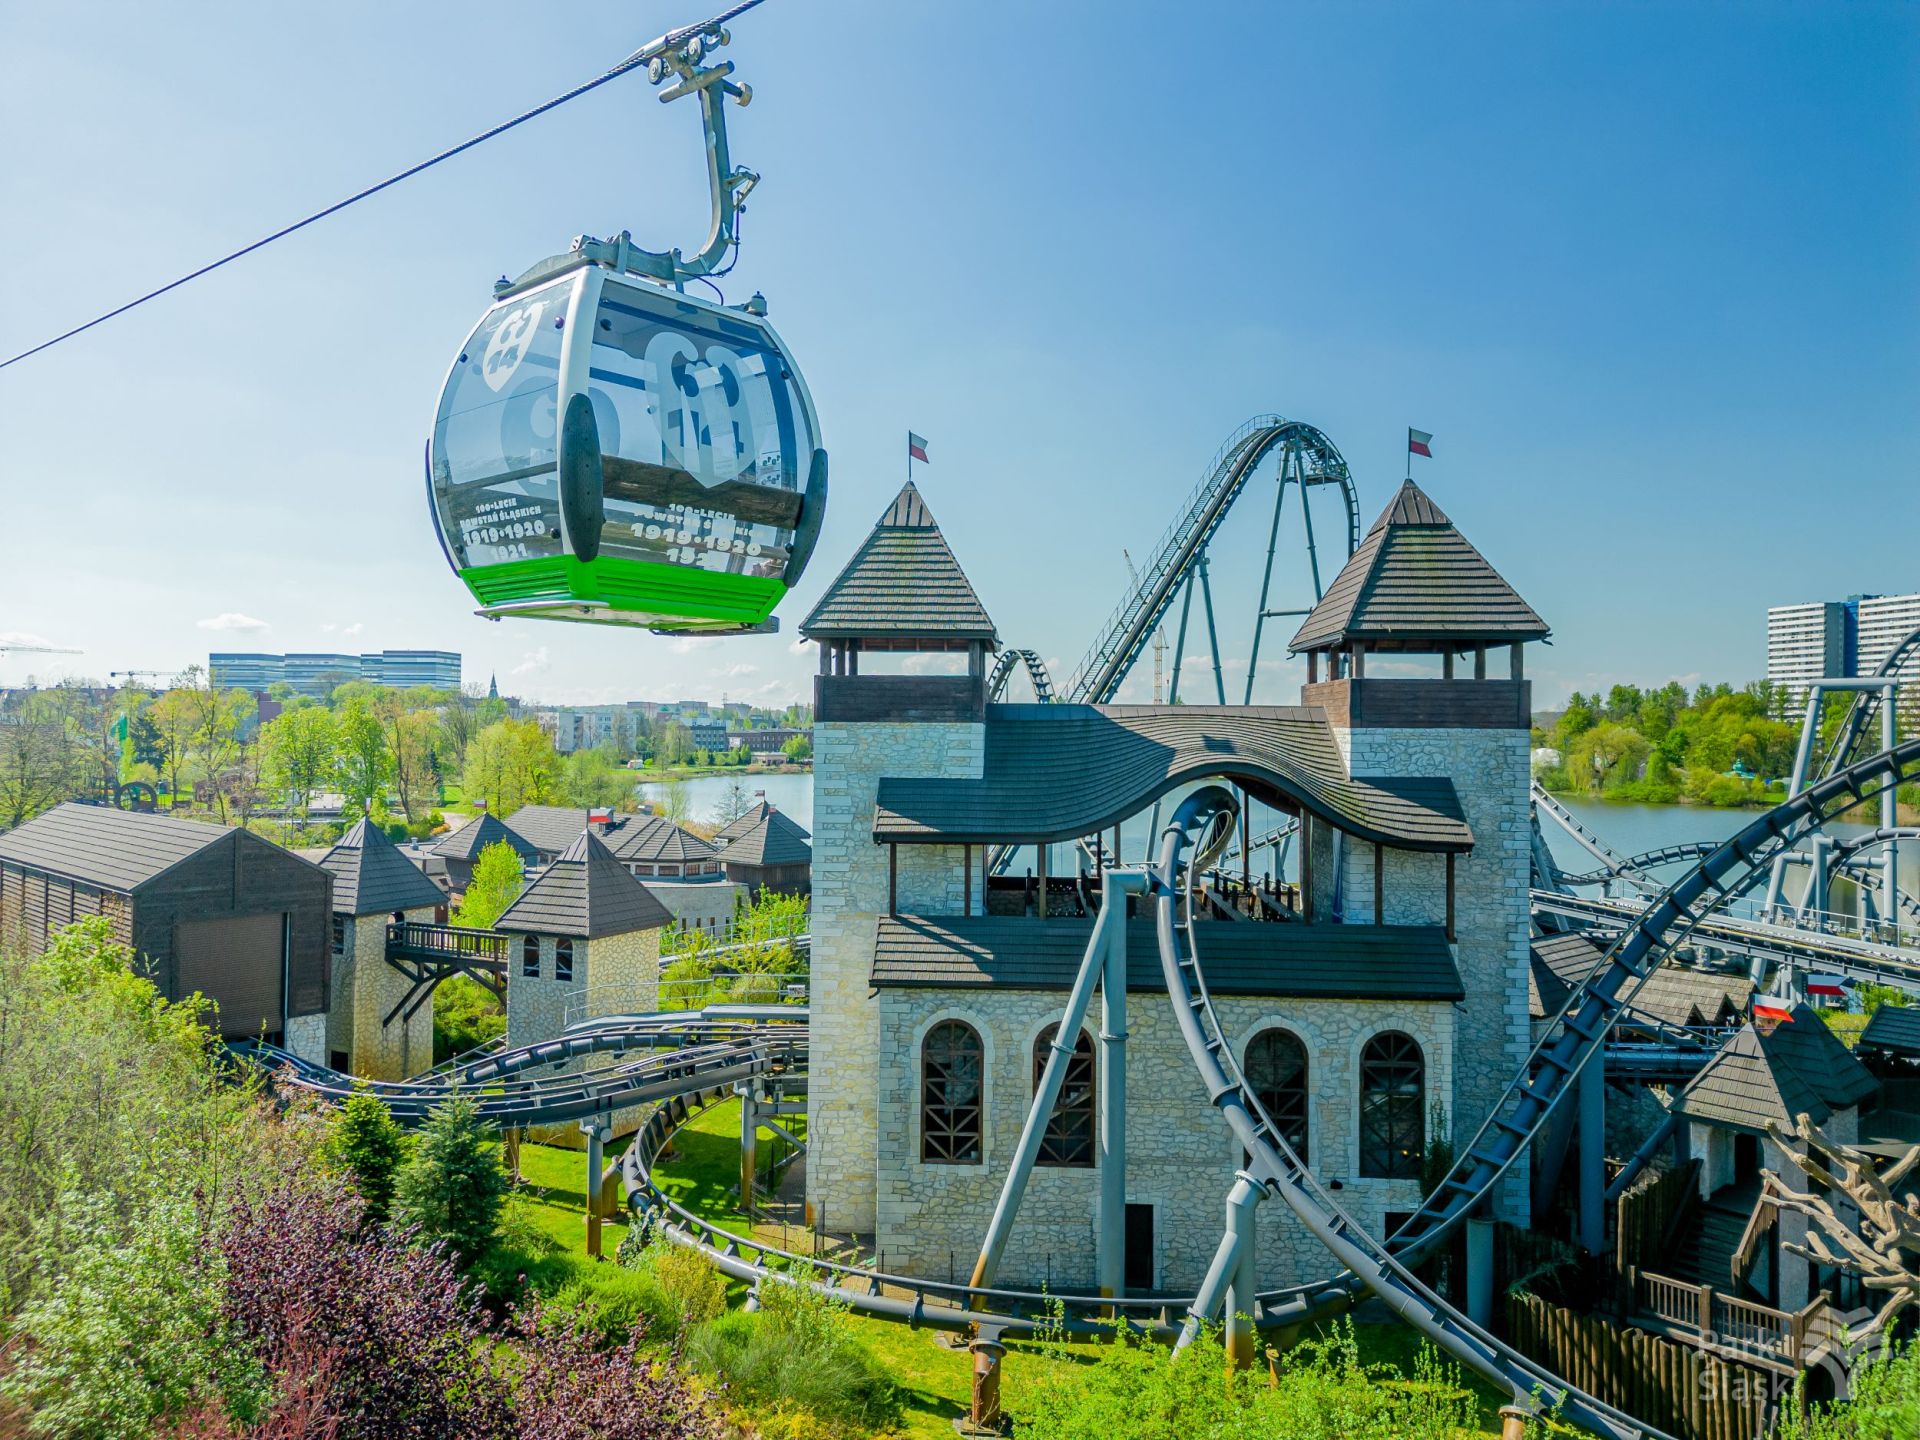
[392,1092,507,1265]
[326,1088,409,1225]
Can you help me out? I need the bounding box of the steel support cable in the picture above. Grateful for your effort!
[0,0,769,373]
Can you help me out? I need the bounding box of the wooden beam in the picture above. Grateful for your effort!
[963,845,972,916]
[1510,641,1524,680]
[1037,843,1048,919]
[1446,853,1457,942]
[1374,842,1385,925]
[1307,650,1319,684]
[1473,645,1487,680]
[1300,815,1315,923]
[1443,651,1455,680]
[888,844,898,917]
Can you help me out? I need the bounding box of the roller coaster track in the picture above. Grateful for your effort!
[985,647,1055,703]
[1556,842,1720,888]
[1814,622,1920,781]
[258,742,1920,1437]
[1061,416,1357,706]
[1530,783,1662,896]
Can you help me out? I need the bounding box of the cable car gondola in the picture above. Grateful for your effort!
[425,6,825,635]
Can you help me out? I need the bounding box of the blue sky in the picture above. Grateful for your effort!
[3,2,1914,707]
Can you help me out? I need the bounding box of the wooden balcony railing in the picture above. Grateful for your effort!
[386,922,508,967]
[1623,1266,1828,1373]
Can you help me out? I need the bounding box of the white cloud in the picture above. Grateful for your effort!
[320,621,366,637]
[670,637,721,656]
[0,630,64,649]
[787,637,812,655]
[720,662,759,679]
[197,612,270,633]
[511,647,551,677]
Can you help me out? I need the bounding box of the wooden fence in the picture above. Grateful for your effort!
[1616,1158,1700,1276]
[1506,1292,1778,1440]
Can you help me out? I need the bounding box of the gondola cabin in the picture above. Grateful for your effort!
[428,257,826,633]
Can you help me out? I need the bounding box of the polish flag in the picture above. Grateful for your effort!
[1753,1001,1794,1023]
[1806,975,1847,998]
[1407,427,1434,458]
[908,432,931,464]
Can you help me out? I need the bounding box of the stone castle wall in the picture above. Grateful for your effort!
[806,719,984,1235]
[872,983,1453,1292]
[1335,724,1533,1223]
[337,907,435,1080]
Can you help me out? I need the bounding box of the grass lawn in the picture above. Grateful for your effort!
[631,1098,1526,1438]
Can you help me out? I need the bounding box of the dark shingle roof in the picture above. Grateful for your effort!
[720,809,813,868]
[715,801,809,846]
[798,483,998,643]
[871,916,1463,1000]
[873,705,1472,852]
[1675,1005,1879,1132]
[319,819,445,916]
[503,805,711,864]
[0,802,229,891]
[1289,480,1549,651]
[1529,935,1752,1026]
[430,812,540,865]
[494,830,672,938]
[1859,1004,1920,1059]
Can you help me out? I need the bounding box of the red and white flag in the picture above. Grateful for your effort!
[1806,975,1847,998]
[1407,427,1434,459]
[1753,1001,1794,1024]
[908,431,931,465]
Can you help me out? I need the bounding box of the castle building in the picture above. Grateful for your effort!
[799,479,1546,1294]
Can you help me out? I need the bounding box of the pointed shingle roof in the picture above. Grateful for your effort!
[714,800,810,846]
[719,809,813,868]
[430,811,539,866]
[319,818,444,916]
[494,829,672,939]
[1289,480,1549,651]
[1673,1005,1879,1132]
[799,483,998,644]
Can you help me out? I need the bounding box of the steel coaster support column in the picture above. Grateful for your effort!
[1168,572,1196,705]
[1577,1050,1605,1255]
[1466,1216,1495,1327]
[738,1081,759,1217]
[581,1115,611,1257]
[1243,442,1295,704]
[1174,1171,1262,1354]
[969,892,1127,1292]
[1223,1172,1263,1370]
[967,1327,1008,1433]
[1299,456,1326,599]
[1883,683,1900,941]
[1198,554,1227,705]
[1098,870,1148,1299]
[1765,688,1827,920]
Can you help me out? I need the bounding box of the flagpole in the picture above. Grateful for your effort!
[1406,427,1411,482]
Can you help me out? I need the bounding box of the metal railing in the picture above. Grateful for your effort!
[563,971,809,1027]
[661,913,809,959]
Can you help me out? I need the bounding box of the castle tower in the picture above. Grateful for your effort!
[317,818,446,1079]
[1289,479,1550,1222]
[799,481,996,1235]
[494,828,672,1044]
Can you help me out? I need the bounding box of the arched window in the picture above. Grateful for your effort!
[555,937,574,983]
[521,934,540,979]
[921,1020,984,1164]
[1359,1032,1424,1179]
[1245,1029,1309,1164]
[1033,1024,1096,1168]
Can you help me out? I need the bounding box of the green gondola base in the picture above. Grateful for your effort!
[459,555,786,635]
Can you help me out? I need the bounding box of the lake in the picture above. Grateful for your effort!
[638,770,816,831]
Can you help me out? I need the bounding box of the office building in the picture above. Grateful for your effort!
[210,650,461,699]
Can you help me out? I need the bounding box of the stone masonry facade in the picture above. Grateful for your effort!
[806,719,985,1234]
[872,985,1453,1292]
[328,906,436,1081]
[1334,724,1534,1223]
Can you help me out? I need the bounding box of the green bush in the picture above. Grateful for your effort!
[432,973,507,1065]
[325,1088,410,1224]
[1015,1319,1480,1440]
[685,1269,900,1431]
[1771,1338,1920,1439]
[648,1240,728,1333]
[549,1266,676,1349]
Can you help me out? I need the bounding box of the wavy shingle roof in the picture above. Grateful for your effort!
[430,812,540,865]
[1290,480,1549,651]
[873,705,1471,852]
[719,809,813,868]
[1674,1006,1878,1132]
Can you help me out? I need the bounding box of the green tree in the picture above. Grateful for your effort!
[188,683,256,821]
[780,732,812,762]
[432,975,507,1064]
[655,720,695,767]
[461,717,559,814]
[454,840,524,929]
[392,1093,507,1265]
[335,695,394,816]
[147,687,198,805]
[326,1089,410,1225]
[1566,721,1650,794]
[0,689,79,826]
[561,746,630,809]
[260,704,338,819]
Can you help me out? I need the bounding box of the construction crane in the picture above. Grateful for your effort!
[1122,550,1167,704]
[0,640,80,658]
[109,669,175,688]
